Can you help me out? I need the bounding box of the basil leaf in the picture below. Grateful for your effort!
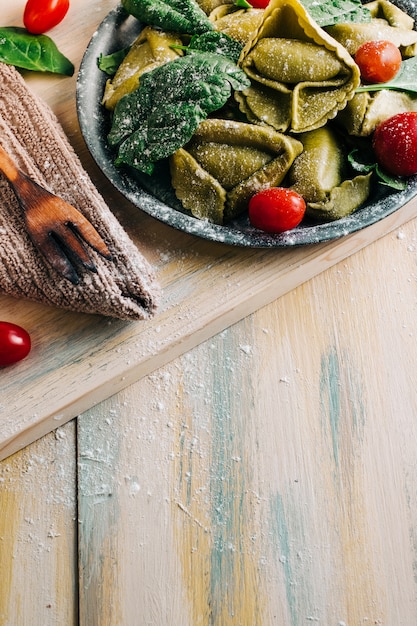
[348,147,375,173]
[98,47,130,76]
[121,0,213,35]
[348,149,407,190]
[376,165,408,190]
[301,0,371,26]
[356,56,417,95]
[188,31,243,64]
[0,27,74,76]
[109,52,250,174]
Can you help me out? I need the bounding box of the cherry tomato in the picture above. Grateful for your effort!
[248,187,306,234]
[354,40,402,84]
[0,322,31,367]
[249,0,270,8]
[373,112,417,177]
[23,0,70,35]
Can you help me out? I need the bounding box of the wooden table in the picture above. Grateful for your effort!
[1,1,417,624]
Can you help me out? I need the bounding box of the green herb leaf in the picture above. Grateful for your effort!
[98,47,130,76]
[108,52,250,174]
[356,56,417,95]
[300,0,371,27]
[188,31,243,63]
[348,148,407,190]
[375,165,408,190]
[348,147,375,173]
[0,27,74,75]
[235,0,252,8]
[116,103,206,174]
[121,0,213,35]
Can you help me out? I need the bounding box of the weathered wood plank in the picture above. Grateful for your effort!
[78,218,417,624]
[0,422,77,626]
[3,2,417,623]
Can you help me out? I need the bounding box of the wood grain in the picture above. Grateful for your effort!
[0,421,77,626]
[2,0,417,461]
[77,215,417,624]
[2,2,417,623]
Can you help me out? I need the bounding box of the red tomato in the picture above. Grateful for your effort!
[23,0,70,35]
[373,112,417,177]
[0,322,31,367]
[248,187,306,234]
[354,40,402,84]
[249,0,270,7]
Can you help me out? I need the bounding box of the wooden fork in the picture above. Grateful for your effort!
[0,144,112,285]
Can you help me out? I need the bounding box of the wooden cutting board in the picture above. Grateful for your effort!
[2,0,417,460]
[2,193,417,461]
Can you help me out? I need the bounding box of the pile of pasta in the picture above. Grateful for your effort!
[104,0,417,225]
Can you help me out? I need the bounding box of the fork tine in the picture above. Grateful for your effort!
[63,207,113,260]
[35,232,82,285]
[0,144,113,282]
[55,223,97,271]
[23,193,112,282]
[38,193,113,261]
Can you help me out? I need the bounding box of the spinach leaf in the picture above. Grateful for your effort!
[0,27,74,75]
[98,47,130,76]
[356,56,417,95]
[187,31,243,64]
[108,52,250,175]
[116,103,206,170]
[301,0,371,27]
[121,0,213,35]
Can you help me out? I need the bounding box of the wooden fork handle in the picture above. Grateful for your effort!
[0,143,21,184]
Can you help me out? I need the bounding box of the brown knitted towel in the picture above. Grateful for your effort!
[0,63,160,320]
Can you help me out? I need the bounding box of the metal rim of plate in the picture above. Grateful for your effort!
[76,1,417,248]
